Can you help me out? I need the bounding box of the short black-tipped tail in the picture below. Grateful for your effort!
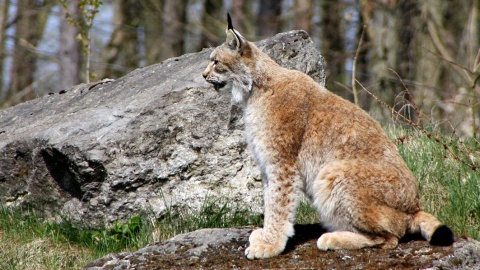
[430,225,454,246]
[410,211,454,247]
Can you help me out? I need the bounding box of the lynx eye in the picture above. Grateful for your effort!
[213,59,219,65]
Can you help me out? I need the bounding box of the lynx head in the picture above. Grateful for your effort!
[202,13,254,104]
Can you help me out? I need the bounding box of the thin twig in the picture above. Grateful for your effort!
[387,68,434,125]
[473,48,480,72]
[352,25,366,106]
[426,20,473,82]
[424,47,472,82]
[334,81,353,94]
[356,79,479,173]
[472,74,480,89]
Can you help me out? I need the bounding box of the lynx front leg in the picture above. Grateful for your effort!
[245,167,299,260]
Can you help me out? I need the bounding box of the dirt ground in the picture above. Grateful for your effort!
[84,224,479,270]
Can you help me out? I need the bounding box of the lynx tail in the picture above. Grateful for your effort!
[411,211,454,246]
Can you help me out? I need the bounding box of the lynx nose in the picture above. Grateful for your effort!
[202,71,208,79]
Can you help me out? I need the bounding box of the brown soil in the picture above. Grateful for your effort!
[85,224,468,270]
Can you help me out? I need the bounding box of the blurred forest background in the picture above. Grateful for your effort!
[0,0,479,136]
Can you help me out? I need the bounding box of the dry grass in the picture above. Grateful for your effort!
[0,235,94,270]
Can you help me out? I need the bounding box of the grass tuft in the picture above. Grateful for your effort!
[154,196,263,241]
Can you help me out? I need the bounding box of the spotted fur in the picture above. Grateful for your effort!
[202,14,454,260]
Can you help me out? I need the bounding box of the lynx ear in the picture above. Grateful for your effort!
[226,13,244,53]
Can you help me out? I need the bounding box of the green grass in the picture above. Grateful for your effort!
[1,126,478,269]
[154,196,264,241]
[0,207,95,270]
[389,126,480,239]
[0,197,264,269]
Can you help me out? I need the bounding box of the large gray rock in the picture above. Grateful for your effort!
[83,227,480,269]
[0,30,325,228]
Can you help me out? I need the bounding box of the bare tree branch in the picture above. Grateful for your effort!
[351,25,365,106]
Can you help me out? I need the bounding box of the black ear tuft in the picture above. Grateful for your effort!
[225,13,245,54]
[227,13,233,30]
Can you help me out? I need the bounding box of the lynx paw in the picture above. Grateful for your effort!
[245,229,284,260]
[317,233,337,251]
[248,228,264,243]
[317,231,386,251]
[245,242,284,260]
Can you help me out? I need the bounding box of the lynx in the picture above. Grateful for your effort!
[202,14,454,260]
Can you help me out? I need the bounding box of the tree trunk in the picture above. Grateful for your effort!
[412,0,446,119]
[418,0,480,135]
[6,0,52,105]
[320,0,347,94]
[231,0,255,39]
[294,0,313,33]
[359,0,479,134]
[256,0,282,39]
[141,0,163,65]
[0,0,10,101]
[198,0,223,50]
[359,0,419,119]
[160,0,187,60]
[59,0,81,90]
[100,0,142,79]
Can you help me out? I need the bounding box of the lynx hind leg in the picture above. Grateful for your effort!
[312,162,411,251]
[317,231,389,251]
[410,211,454,246]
